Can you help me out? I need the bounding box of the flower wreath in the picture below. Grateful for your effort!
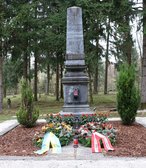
[78,122,116,147]
[33,122,73,147]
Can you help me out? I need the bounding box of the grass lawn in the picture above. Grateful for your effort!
[0,93,145,122]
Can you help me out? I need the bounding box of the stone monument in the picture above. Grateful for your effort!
[60,6,93,115]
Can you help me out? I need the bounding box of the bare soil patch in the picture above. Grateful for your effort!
[0,121,146,157]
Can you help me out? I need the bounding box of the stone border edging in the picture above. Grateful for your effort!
[0,119,46,136]
[0,120,19,136]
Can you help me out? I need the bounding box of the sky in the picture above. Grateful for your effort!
[132,0,143,57]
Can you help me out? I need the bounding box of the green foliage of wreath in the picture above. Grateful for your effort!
[79,137,91,147]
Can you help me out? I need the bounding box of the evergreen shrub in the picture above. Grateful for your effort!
[16,79,39,127]
[117,64,140,125]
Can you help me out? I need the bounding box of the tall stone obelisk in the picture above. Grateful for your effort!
[60,7,93,115]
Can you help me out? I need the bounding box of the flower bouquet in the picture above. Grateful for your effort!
[78,122,116,147]
[33,122,73,147]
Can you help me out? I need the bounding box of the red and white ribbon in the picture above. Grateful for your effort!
[92,132,114,153]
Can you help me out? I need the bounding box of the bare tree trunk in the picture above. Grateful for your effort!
[104,19,110,95]
[28,54,31,83]
[34,49,38,101]
[60,64,63,99]
[125,15,132,65]
[141,0,146,108]
[0,56,3,112]
[88,66,93,104]
[93,27,100,94]
[127,35,132,66]
[46,63,50,95]
[56,59,59,101]
[3,85,6,98]
[93,67,98,94]
[23,50,28,80]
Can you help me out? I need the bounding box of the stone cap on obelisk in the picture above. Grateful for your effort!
[65,6,85,66]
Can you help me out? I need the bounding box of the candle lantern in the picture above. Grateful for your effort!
[73,135,78,148]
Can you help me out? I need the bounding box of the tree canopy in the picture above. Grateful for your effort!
[0,0,143,111]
